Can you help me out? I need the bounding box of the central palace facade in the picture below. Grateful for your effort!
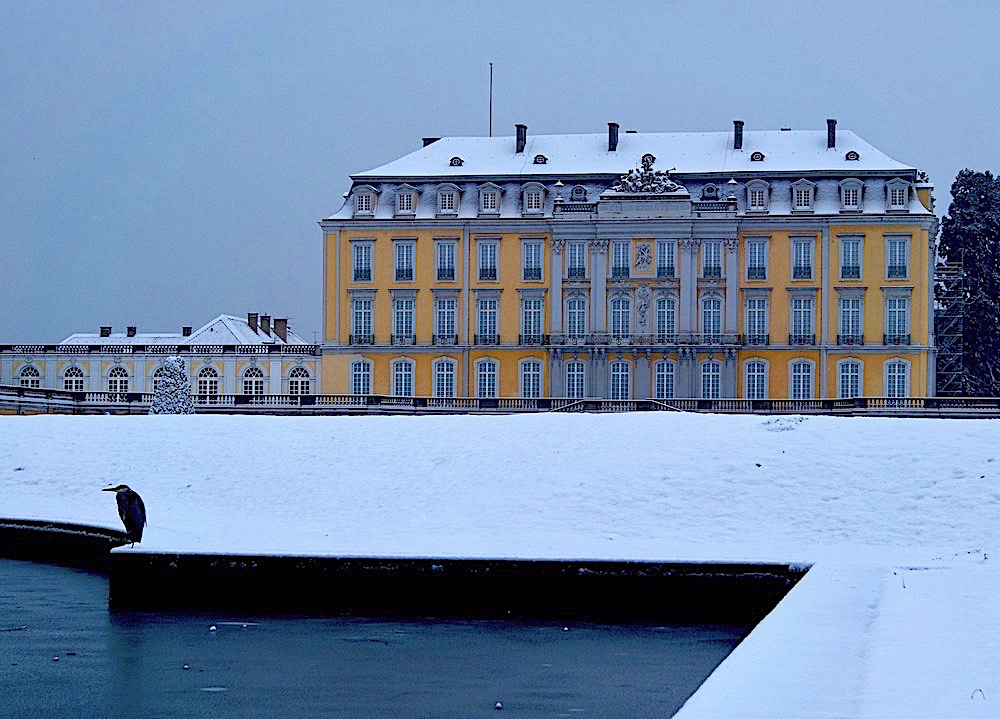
[319,120,937,400]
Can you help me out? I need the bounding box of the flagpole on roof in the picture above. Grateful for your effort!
[489,63,493,138]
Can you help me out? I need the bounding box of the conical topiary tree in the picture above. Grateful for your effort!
[149,356,195,414]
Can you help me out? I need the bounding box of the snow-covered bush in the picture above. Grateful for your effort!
[149,356,195,414]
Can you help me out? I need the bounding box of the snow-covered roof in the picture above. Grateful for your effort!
[354,130,914,180]
[60,314,308,346]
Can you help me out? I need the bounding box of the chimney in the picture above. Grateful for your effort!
[260,314,271,336]
[733,120,744,150]
[422,137,440,147]
[273,318,288,342]
[247,312,258,333]
[515,124,527,153]
[608,122,619,152]
[127,326,136,337]
[827,118,837,148]
[100,326,111,338]
[182,326,192,337]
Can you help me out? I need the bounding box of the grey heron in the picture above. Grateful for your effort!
[102,484,146,544]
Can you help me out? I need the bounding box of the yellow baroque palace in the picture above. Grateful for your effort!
[320,120,937,400]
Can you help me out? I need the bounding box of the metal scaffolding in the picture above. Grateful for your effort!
[934,253,965,396]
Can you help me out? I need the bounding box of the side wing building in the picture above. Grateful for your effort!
[320,120,936,400]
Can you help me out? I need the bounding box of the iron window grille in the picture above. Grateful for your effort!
[788,334,816,345]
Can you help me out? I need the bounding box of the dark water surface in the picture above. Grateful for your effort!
[0,559,745,718]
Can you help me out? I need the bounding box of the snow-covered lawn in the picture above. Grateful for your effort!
[2,412,998,717]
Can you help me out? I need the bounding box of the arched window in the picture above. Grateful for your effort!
[565,361,586,399]
[477,359,498,398]
[886,361,909,398]
[566,298,587,337]
[151,367,164,394]
[610,298,631,337]
[654,360,674,399]
[520,360,542,398]
[392,360,414,397]
[288,367,310,396]
[839,360,862,399]
[610,361,630,400]
[197,366,219,396]
[790,361,813,399]
[351,361,372,395]
[108,366,129,400]
[701,361,721,399]
[433,359,456,398]
[63,366,84,392]
[745,361,767,399]
[656,298,676,342]
[702,297,722,338]
[243,367,265,395]
[19,365,41,389]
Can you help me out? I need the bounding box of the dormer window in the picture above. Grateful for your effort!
[790,179,816,213]
[478,183,502,215]
[436,183,460,217]
[571,185,588,202]
[886,179,910,212]
[845,150,860,161]
[521,182,545,216]
[839,178,864,213]
[450,156,464,166]
[533,154,548,165]
[750,151,765,162]
[746,179,770,213]
[701,184,720,200]
[394,185,417,217]
[353,186,377,217]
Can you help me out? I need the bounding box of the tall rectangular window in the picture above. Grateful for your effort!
[839,361,861,398]
[567,242,587,278]
[654,361,674,399]
[611,298,630,336]
[747,240,766,279]
[351,361,371,395]
[612,242,630,278]
[393,361,414,397]
[478,299,498,340]
[791,298,814,343]
[477,361,498,398]
[656,298,676,341]
[479,242,498,281]
[886,362,908,397]
[888,238,908,278]
[702,362,721,399]
[351,299,373,341]
[746,298,768,342]
[889,187,907,209]
[887,297,909,338]
[656,240,676,278]
[521,298,543,341]
[434,361,455,397]
[352,243,372,282]
[435,298,456,339]
[749,188,767,211]
[791,362,813,399]
[520,361,542,398]
[839,297,862,342]
[610,361,630,400]
[525,191,542,212]
[794,187,812,210]
[702,298,721,337]
[522,241,543,280]
[745,361,766,400]
[566,299,587,336]
[481,190,499,212]
[397,193,413,213]
[394,241,414,281]
[842,187,860,210]
[393,298,414,339]
[702,241,722,277]
[792,240,812,279]
[840,238,861,279]
[438,191,456,213]
[436,242,456,281]
[566,362,586,399]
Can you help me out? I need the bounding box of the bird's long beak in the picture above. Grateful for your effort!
[101,487,115,492]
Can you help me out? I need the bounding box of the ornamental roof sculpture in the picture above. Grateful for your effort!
[608,153,687,194]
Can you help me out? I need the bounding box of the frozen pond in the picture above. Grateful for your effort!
[0,559,746,718]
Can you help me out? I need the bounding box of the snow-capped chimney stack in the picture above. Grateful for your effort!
[422,137,440,147]
[515,124,527,153]
[733,120,744,150]
[247,312,258,333]
[181,326,192,337]
[827,119,837,149]
[127,326,136,337]
[260,315,271,336]
[273,318,288,342]
[608,122,619,151]
[100,326,111,337]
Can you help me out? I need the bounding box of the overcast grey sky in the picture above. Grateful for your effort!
[3,0,999,343]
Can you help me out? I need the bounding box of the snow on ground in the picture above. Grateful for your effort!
[2,412,999,717]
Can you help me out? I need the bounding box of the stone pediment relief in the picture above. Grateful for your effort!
[607,154,687,195]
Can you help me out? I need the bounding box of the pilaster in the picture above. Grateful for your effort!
[589,240,608,332]
[550,239,564,332]
[724,238,739,333]
[269,359,282,395]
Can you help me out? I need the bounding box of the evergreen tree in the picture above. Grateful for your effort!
[939,170,1000,395]
[149,356,195,414]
